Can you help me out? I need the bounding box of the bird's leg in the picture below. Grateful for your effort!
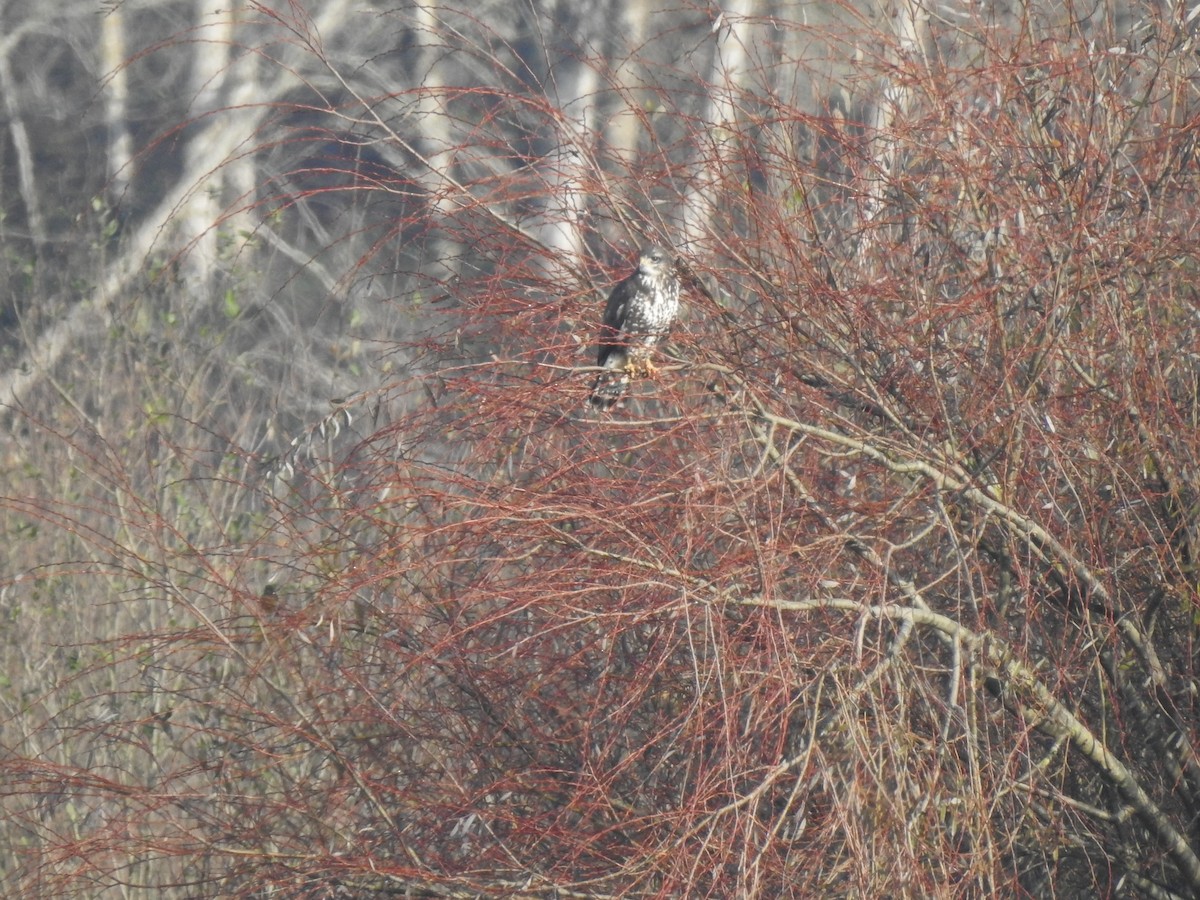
[625,357,657,379]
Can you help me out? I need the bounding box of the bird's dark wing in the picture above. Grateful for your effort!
[597,277,634,365]
[602,277,632,332]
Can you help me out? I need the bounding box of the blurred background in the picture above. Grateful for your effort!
[1,1,1198,896]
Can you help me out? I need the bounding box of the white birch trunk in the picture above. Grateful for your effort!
[680,0,755,253]
[0,11,46,257]
[536,85,597,265]
[861,0,930,224]
[100,5,133,201]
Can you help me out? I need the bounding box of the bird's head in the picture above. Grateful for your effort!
[637,245,673,279]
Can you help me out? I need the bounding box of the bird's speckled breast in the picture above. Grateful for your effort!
[626,272,680,352]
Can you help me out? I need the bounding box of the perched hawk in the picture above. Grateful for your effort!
[588,244,681,409]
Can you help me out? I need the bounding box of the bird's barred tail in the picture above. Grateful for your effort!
[588,370,629,410]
